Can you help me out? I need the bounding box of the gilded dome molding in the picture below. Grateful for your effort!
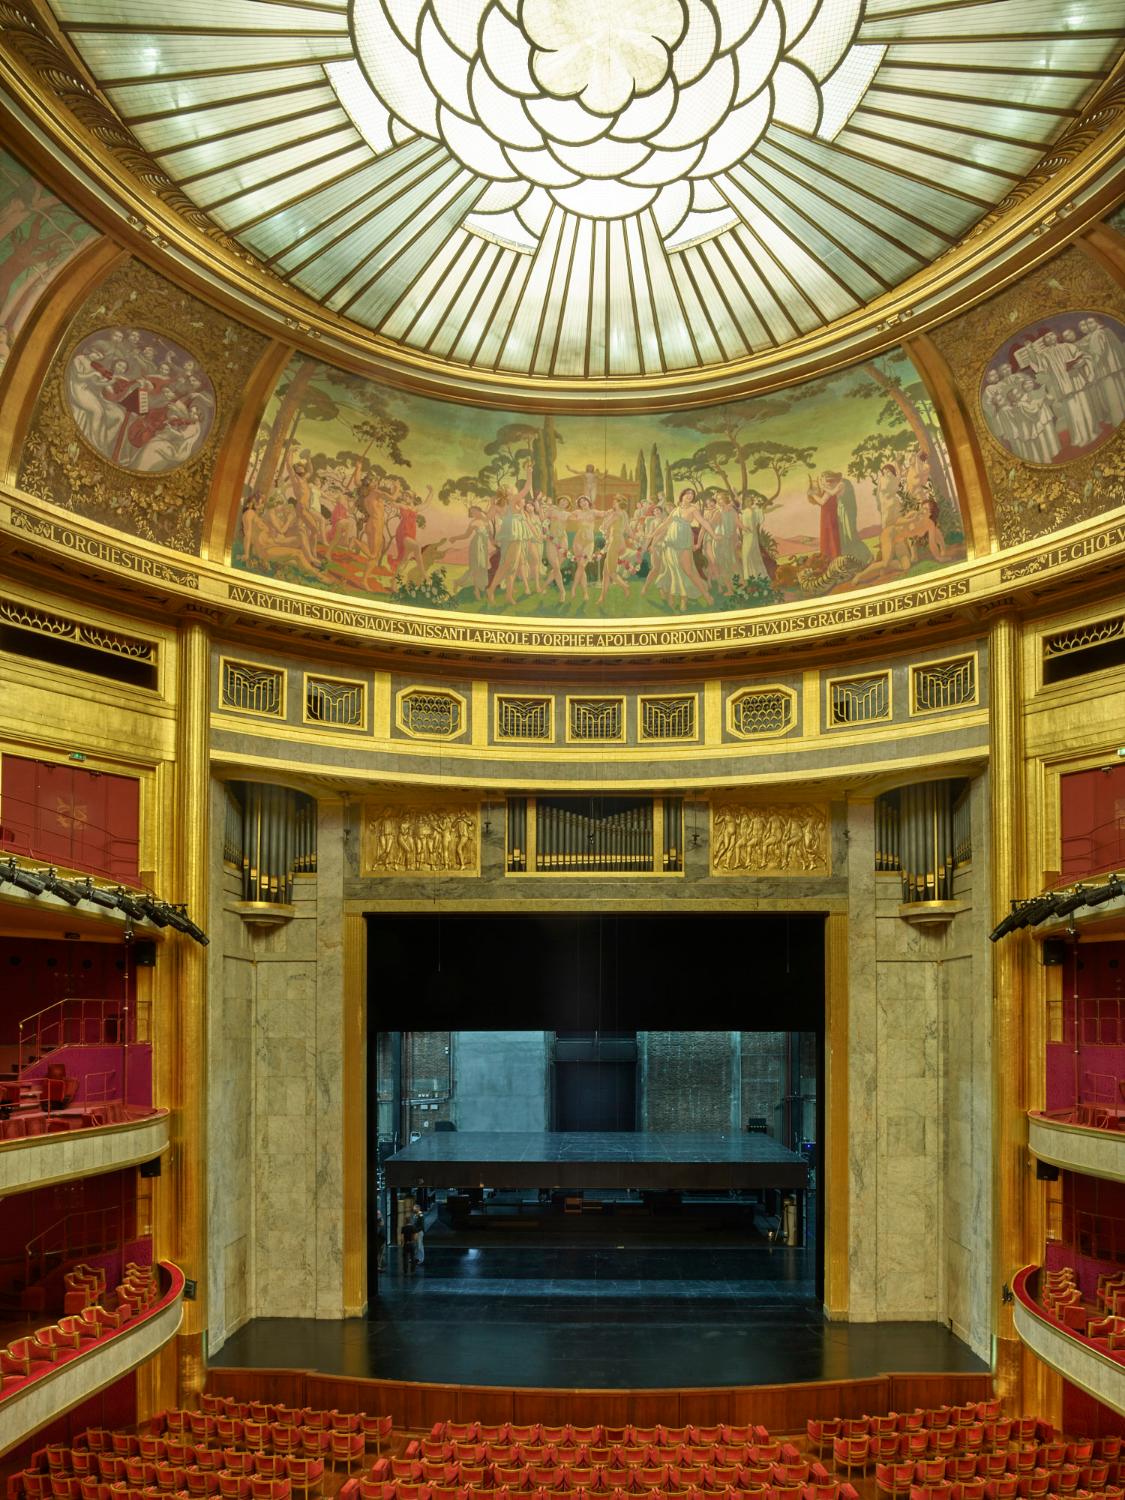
[3,479,1124,670]
[1,2,1124,410]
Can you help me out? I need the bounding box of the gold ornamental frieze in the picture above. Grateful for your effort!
[710,802,830,877]
[361,800,480,878]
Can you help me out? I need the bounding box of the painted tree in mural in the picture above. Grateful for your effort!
[481,422,541,489]
[636,449,648,500]
[254,360,410,500]
[660,397,813,500]
[649,444,665,500]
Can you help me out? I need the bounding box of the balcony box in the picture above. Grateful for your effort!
[1013,1265,1125,1416]
[0,1262,184,1455]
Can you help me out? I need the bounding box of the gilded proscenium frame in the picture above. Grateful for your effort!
[518,796,681,878]
[908,651,981,719]
[351,892,849,1325]
[301,671,369,734]
[0,23,1123,409]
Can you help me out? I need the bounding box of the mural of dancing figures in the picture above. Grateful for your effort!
[235,346,967,621]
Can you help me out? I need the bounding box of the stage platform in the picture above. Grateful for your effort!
[384,1130,808,1192]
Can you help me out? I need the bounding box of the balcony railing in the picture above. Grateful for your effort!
[0,1109,169,1198]
[1030,1110,1125,1185]
[18,1000,128,1073]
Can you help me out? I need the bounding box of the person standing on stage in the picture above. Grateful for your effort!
[413,1206,426,1267]
[400,1209,417,1273]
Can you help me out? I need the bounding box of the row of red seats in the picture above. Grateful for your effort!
[427,1432,772,1451]
[28,1468,312,1500]
[417,1450,794,1469]
[1,1268,159,1387]
[156,1409,393,1452]
[378,1465,816,1491]
[902,1484,1124,1500]
[875,1464,1121,1498]
[361,1487,833,1500]
[809,1408,1005,1447]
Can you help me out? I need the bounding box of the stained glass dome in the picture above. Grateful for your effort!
[46,0,1125,379]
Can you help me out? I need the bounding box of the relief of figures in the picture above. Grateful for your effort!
[711,803,829,876]
[980,311,1125,466]
[234,347,966,620]
[65,327,215,473]
[363,804,478,876]
[0,150,97,376]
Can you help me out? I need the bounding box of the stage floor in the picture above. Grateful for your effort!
[384,1130,808,1191]
[211,1243,987,1387]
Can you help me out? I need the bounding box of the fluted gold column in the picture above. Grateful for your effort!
[170,620,210,1400]
[343,912,367,1316]
[990,612,1031,1405]
[824,909,849,1319]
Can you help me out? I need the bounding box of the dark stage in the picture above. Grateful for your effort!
[385,1130,809,1192]
[211,1240,988,1387]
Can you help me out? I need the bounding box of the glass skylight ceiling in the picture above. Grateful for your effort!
[50,0,1125,379]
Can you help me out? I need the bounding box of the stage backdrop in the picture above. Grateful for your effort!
[235,347,967,620]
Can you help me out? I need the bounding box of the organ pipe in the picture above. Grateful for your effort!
[231,781,317,904]
[876,779,969,902]
[526,796,679,873]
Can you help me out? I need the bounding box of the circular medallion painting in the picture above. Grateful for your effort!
[64,327,215,474]
[980,310,1125,466]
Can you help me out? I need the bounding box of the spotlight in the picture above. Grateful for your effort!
[38,869,83,906]
[172,905,209,946]
[78,877,118,911]
[1051,887,1089,919]
[112,888,145,921]
[1,858,46,896]
[1024,894,1062,927]
[1082,874,1124,908]
[989,901,1031,942]
[138,895,170,928]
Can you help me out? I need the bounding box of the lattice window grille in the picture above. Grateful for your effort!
[1043,616,1124,658]
[306,676,366,728]
[912,656,976,713]
[640,696,695,741]
[828,673,890,726]
[400,690,462,738]
[496,696,552,741]
[221,660,285,717]
[569,698,624,741]
[0,601,154,660]
[730,688,794,737]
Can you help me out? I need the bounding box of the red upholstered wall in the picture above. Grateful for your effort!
[0,755,140,885]
[0,1169,139,1302]
[1063,1379,1125,1438]
[1046,943,1125,1112]
[1061,765,1125,879]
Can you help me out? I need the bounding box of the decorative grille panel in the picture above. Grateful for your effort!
[639,696,695,741]
[568,698,624,742]
[220,660,285,717]
[729,687,794,738]
[399,689,463,738]
[305,675,366,729]
[1044,616,1124,658]
[827,673,890,727]
[911,655,976,714]
[0,601,155,660]
[496,695,552,741]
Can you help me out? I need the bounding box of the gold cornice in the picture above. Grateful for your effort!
[0,6,1124,410]
[4,480,1125,669]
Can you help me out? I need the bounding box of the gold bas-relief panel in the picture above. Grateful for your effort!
[928,245,1125,551]
[362,801,480,877]
[16,258,267,555]
[710,802,829,877]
